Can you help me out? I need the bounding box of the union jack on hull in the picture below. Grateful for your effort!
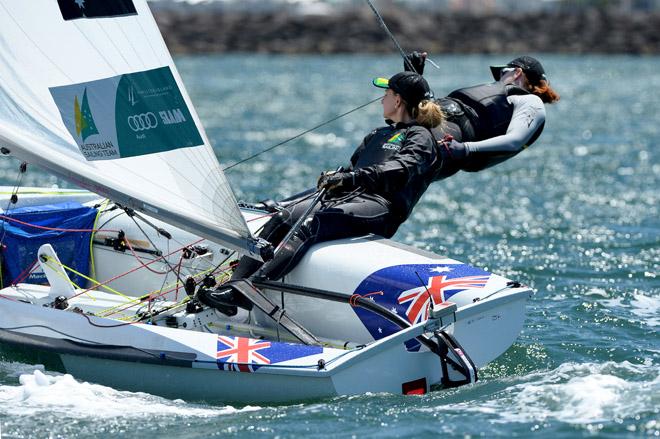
[217,336,271,373]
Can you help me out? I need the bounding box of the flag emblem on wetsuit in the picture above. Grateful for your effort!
[398,274,490,324]
[216,336,271,373]
[387,132,404,143]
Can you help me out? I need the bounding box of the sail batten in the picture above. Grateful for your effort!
[0,0,261,259]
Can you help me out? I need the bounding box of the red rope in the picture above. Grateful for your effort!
[122,237,169,275]
[0,214,120,233]
[246,211,279,222]
[10,258,38,285]
[102,263,235,318]
[349,290,383,307]
[70,238,206,300]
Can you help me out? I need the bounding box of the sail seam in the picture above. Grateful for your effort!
[0,2,73,82]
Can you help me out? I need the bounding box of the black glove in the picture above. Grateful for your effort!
[317,171,357,192]
[404,51,427,75]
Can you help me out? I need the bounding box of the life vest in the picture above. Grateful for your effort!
[353,125,412,169]
[447,82,530,141]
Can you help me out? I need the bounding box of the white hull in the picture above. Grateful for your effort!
[0,188,532,402]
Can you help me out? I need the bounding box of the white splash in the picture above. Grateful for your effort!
[602,292,660,327]
[422,361,660,425]
[0,369,261,419]
[629,293,660,327]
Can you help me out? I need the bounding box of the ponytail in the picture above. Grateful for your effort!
[525,78,560,104]
[412,100,445,129]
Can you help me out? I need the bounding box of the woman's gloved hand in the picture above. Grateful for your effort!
[404,51,427,75]
[317,170,357,192]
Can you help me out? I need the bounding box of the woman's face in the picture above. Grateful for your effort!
[381,88,400,120]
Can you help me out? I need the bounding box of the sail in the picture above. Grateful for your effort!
[0,0,267,260]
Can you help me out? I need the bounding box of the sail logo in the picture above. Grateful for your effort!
[128,86,138,106]
[159,108,186,125]
[126,109,187,132]
[127,113,158,132]
[73,88,99,142]
[51,66,202,160]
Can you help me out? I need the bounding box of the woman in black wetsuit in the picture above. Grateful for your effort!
[231,71,444,282]
[404,53,560,180]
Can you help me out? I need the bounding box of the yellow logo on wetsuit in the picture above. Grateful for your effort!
[383,132,405,151]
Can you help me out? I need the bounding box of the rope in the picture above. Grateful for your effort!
[44,255,129,300]
[0,162,28,289]
[40,256,95,300]
[349,290,384,307]
[73,238,205,299]
[364,0,416,73]
[222,97,380,172]
[89,199,111,280]
[363,0,441,72]
[10,258,38,285]
[0,214,120,234]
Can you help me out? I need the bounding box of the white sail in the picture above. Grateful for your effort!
[0,0,267,259]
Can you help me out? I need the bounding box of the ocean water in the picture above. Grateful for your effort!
[0,54,658,438]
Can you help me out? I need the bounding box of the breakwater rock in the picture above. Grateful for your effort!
[152,7,660,54]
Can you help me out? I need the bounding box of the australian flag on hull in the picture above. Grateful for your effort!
[352,264,491,348]
[57,0,137,21]
[216,336,324,373]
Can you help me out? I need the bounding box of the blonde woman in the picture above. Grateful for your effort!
[228,72,444,287]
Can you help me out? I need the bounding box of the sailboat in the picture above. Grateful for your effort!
[0,0,532,403]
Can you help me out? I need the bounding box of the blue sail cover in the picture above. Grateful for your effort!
[1,202,97,287]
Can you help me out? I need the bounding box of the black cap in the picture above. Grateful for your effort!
[373,72,434,108]
[490,56,547,84]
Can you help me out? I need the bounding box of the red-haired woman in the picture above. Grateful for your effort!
[405,54,560,180]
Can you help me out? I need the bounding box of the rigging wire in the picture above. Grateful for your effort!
[364,0,416,73]
[222,96,381,172]
[223,0,436,173]
[363,0,441,72]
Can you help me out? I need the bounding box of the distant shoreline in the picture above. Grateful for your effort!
[152,8,659,54]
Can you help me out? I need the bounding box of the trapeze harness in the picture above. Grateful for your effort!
[432,82,545,180]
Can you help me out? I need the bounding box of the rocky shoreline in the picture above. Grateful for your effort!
[152,7,660,54]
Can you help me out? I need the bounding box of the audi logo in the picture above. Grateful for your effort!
[127,112,158,132]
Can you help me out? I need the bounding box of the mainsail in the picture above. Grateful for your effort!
[0,0,267,259]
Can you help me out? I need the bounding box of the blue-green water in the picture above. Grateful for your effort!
[0,55,658,438]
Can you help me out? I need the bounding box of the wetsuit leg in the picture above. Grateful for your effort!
[231,196,322,280]
[260,194,397,280]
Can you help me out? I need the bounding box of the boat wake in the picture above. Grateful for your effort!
[0,364,260,419]
[425,360,659,426]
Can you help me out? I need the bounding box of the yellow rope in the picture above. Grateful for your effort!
[44,249,235,319]
[40,257,93,299]
[88,199,110,280]
[47,256,132,300]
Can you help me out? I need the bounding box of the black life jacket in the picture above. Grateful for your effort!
[352,125,412,169]
[447,82,530,141]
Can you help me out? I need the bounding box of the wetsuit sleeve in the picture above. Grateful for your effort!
[465,94,545,155]
[354,127,436,193]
